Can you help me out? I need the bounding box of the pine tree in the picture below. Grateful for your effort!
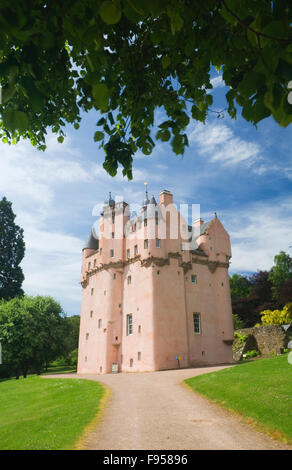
[0,197,25,300]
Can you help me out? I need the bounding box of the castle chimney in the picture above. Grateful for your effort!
[160,190,173,206]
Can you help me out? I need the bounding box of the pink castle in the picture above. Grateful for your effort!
[77,189,234,374]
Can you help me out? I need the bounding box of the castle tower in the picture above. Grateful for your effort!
[77,190,234,374]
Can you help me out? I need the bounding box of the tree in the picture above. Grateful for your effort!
[0,197,25,300]
[229,273,251,300]
[0,295,67,378]
[268,251,292,300]
[0,1,291,178]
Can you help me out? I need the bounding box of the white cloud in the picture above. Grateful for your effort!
[210,75,225,90]
[224,197,292,273]
[189,121,261,166]
[0,135,92,314]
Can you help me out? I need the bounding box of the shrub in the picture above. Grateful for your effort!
[243,350,259,359]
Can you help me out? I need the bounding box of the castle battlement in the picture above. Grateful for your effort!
[77,189,234,374]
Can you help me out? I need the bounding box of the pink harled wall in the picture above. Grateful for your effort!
[77,190,234,374]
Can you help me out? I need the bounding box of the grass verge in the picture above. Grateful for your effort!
[0,374,105,450]
[185,354,292,445]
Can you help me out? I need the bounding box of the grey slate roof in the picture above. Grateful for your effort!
[84,227,99,250]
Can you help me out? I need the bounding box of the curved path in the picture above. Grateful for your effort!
[47,366,291,450]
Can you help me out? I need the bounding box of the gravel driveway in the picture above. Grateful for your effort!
[47,366,291,450]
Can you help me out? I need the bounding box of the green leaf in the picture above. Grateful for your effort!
[162,56,171,69]
[92,83,110,110]
[57,136,64,143]
[94,131,104,142]
[2,110,29,133]
[100,0,122,25]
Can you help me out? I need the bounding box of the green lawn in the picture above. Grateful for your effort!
[185,354,292,444]
[0,374,105,450]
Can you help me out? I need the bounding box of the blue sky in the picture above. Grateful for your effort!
[0,74,291,315]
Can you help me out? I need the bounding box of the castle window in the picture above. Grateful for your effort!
[156,239,161,248]
[98,319,102,328]
[138,325,141,333]
[100,248,102,255]
[91,288,94,296]
[130,358,133,367]
[191,275,197,284]
[138,352,141,361]
[155,212,159,225]
[134,245,138,256]
[121,355,123,364]
[110,249,114,257]
[112,232,114,239]
[113,273,116,280]
[144,239,148,249]
[144,219,147,227]
[104,290,106,295]
[90,310,93,318]
[86,333,89,340]
[193,313,201,334]
[127,248,130,258]
[88,262,91,270]
[157,270,160,275]
[94,259,96,268]
[221,282,224,286]
[112,213,115,224]
[100,366,102,373]
[181,244,185,252]
[127,314,133,335]
[85,356,87,362]
[127,275,131,285]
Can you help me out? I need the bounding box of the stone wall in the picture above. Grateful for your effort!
[233,324,290,361]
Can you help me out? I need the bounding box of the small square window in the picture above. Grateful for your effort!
[191,275,197,284]
[156,239,161,248]
[144,239,148,249]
